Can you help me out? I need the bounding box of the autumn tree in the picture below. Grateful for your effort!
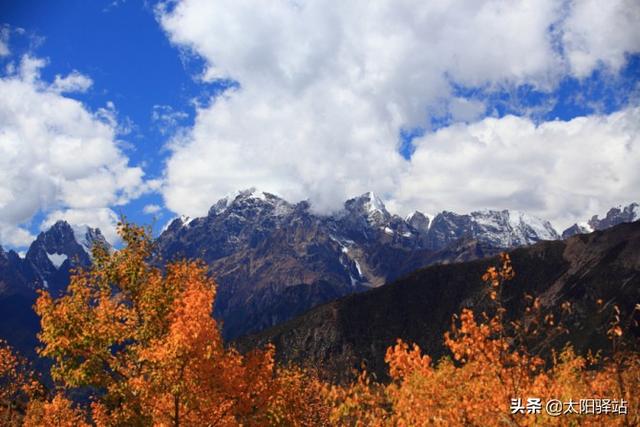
[35,222,281,426]
[380,254,640,426]
[328,253,640,426]
[23,393,90,427]
[21,221,640,426]
[0,340,42,426]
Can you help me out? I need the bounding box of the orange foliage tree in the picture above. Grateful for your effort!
[5,221,638,426]
[0,340,42,426]
[23,393,90,427]
[328,253,640,426]
[34,222,306,426]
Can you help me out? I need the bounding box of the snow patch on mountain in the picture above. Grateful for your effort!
[180,215,195,226]
[71,224,111,257]
[71,225,90,252]
[467,209,559,248]
[342,192,391,226]
[353,259,363,277]
[365,192,386,214]
[508,210,559,241]
[46,252,67,269]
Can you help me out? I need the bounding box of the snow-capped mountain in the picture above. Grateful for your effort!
[0,220,110,296]
[341,191,391,226]
[589,202,639,230]
[1,191,638,351]
[0,220,111,358]
[25,220,110,293]
[156,190,563,339]
[562,202,639,238]
[406,211,430,233]
[424,209,558,250]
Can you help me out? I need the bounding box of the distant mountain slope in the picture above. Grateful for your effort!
[562,202,639,238]
[237,220,640,380]
[156,189,560,339]
[0,221,108,357]
[4,194,638,359]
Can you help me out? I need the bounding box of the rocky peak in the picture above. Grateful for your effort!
[426,211,474,250]
[0,245,42,297]
[588,202,639,231]
[343,192,391,226]
[24,220,106,293]
[26,220,88,263]
[72,225,111,257]
[561,223,591,239]
[406,211,430,233]
[426,209,559,251]
[208,197,231,217]
[207,188,295,220]
[562,202,638,238]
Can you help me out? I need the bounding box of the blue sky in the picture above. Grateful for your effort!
[0,0,639,247]
[1,0,210,234]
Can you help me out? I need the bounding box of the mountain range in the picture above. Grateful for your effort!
[0,190,638,356]
[155,189,563,339]
[238,220,640,380]
[155,191,636,339]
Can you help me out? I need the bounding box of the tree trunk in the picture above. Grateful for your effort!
[173,395,180,427]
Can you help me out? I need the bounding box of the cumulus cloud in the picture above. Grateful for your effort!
[448,98,487,123]
[0,55,147,247]
[143,204,162,215]
[562,0,640,78]
[50,70,93,93]
[0,26,9,57]
[392,107,640,229]
[151,104,188,135]
[156,0,640,222]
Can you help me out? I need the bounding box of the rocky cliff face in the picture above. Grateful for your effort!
[589,202,639,230]
[156,190,377,339]
[425,209,559,250]
[25,221,110,294]
[156,189,562,339]
[1,193,637,361]
[562,202,639,238]
[238,220,640,380]
[0,221,109,357]
[0,246,41,359]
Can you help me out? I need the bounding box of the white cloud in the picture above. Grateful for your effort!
[0,225,34,248]
[449,98,487,123]
[143,204,162,214]
[156,0,640,221]
[151,104,188,135]
[51,71,93,93]
[0,26,9,57]
[563,0,640,78]
[393,107,640,230]
[0,55,147,247]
